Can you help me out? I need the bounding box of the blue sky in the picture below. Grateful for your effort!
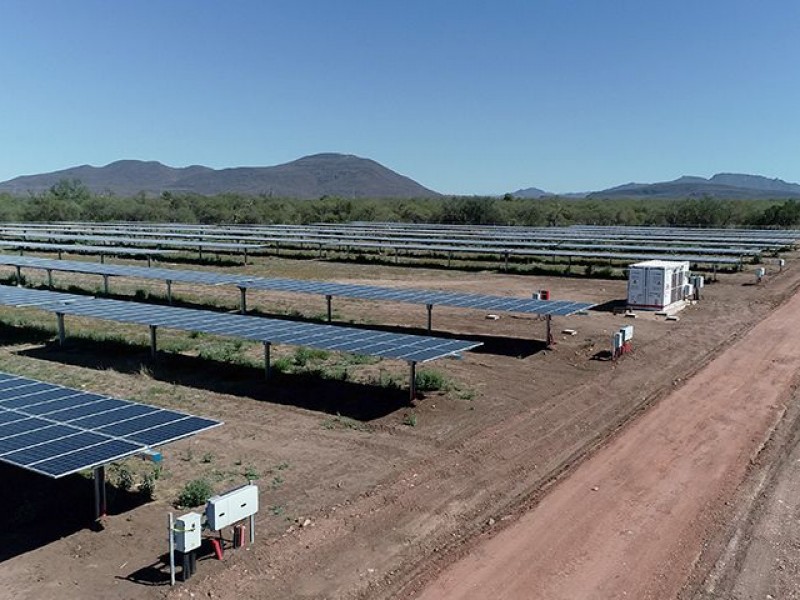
[1,1,798,195]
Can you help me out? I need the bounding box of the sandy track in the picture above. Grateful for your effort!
[415,288,800,599]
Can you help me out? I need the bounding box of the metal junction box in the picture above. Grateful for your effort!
[175,512,202,553]
[206,484,259,531]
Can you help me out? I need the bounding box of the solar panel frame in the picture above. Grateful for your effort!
[0,371,221,478]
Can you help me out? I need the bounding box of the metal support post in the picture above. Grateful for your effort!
[198,246,203,261]
[504,250,509,271]
[243,248,248,265]
[409,361,417,402]
[56,313,65,345]
[102,274,109,294]
[57,249,63,259]
[100,254,105,264]
[713,264,717,282]
[93,465,107,520]
[394,248,399,264]
[15,266,21,285]
[150,325,157,359]
[426,304,433,332]
[168,512,176,586]
[263,342,271,379]
[447,251,452,268]
[239,287,247,314]
[249,513,255,544]
[166,280,173,304]
[546,315,554,348]
[147,255,153,268]
[47,269,53,289]
[326,295,333,323]
[318,243,323,258]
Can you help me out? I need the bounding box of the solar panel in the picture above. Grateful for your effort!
[0,371,221,478]
[243,277,597,315]
[0,232,264,252]
[0,255,253,286]
[0,240,174,257]
[0,255,595,317]
[0,286,482,363]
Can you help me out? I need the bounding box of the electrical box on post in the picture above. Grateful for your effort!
[175,512,202,553]
[206,484,259,531]
[619,325,634,342]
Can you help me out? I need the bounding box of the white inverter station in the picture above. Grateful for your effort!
[627,260,691,311]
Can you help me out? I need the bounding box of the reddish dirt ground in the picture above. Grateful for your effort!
[0,253,797,600]
[414,272,800,600]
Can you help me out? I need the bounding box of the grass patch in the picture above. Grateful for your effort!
[321,413,367,431]
[343,353,380,366]
[292,347,330,366]
[272,356,294,374]
[198,339,255,366]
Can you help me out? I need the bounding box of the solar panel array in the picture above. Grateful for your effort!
[0,371,221,478]
[0,285,481,364]
[243,278,594,316]
[0,240,174,257]
[0,254,253,286]
[0,221,794,268]
[0,255,594,317]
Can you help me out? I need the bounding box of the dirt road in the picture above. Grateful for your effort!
[415,287,800,599]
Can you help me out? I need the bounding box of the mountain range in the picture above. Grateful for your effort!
[512,173,800,200]
[1,154,799,200]
[0,154,439,199]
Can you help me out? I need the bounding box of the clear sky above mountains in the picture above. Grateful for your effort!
[1,1,798,195]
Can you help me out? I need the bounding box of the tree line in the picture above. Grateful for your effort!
[0,178,799,228]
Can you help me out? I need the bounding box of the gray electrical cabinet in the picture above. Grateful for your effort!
[206,484,259,531]
[175,512,202,553]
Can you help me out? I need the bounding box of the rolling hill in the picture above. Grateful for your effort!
[0,154,440,199]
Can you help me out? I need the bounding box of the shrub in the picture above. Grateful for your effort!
[402,413,418,427]
[177,478,214,507]
[414,369,449,392]
[140,471,157,500]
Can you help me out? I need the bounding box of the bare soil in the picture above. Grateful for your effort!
[414,266,800,599]
[0,254,796,600]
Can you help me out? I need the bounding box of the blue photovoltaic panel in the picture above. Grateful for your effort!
[0,240,174,257]
[243,278,596,316]
[0,286,482,363]
[0,371,221,478]
[0,255,593,318]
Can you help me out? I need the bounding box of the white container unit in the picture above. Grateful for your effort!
[627,260,690,310]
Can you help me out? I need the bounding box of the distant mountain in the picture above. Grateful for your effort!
[511,186,552,199]
[588,173,800,199]
[0,153,440,199]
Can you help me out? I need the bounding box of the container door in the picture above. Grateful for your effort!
[646,268,664,307]
[627,267,646,305]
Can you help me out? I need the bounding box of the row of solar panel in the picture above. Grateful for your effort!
[9,221,800,239]
[0,233,263,251]
[0,371,220,478]
[0,225,793,249]
[0,226,772,252]
[0,255,596,316]
[0,234,749,264]
[0,285,482,364]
